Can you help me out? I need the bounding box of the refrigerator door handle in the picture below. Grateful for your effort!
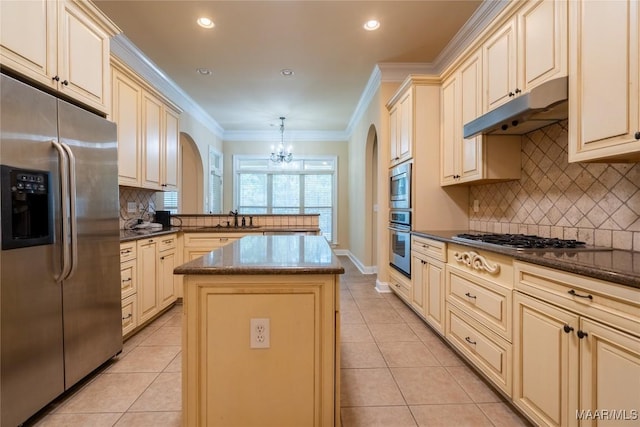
[51,140,71,282]
[60,142,78,280]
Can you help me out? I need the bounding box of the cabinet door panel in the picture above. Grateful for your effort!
[163,108,179,190]
[460,53,482,180]
[142,93,162,189]
[159,251,176,309]
[440,77,458,184]
[0,0,56,86]
[137,241,158,323]
[425,260,444,332]
[513,292,579,427]
[579,318,640,427]
[484,19,517,111]
[113,69,141,186]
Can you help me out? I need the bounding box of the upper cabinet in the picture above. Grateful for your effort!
[0,0,119,114]
[484,0,567,112]
[441,50,521,186]
[111,57,181,190]
[388,88,413,167]
[568,0,640,162]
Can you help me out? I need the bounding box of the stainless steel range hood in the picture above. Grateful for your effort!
[463,77,568,138]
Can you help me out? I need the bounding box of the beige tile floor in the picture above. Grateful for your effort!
[27,256,531,427]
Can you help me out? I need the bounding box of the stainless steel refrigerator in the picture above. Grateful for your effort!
[0,73,122,426]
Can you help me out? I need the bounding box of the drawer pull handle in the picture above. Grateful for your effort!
[577,330,588,339]
[121,278,132,283]
[563,325,574,334]
[220,238,228,242]
[568,289,593,300]
[162,239,172,244]
[122,313,132,320]
[453,251,500,275]
[464,292,476,299]
[121,249,132,254]
[464,337,476,345]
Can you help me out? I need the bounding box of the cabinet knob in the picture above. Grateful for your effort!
[61,80,69,86]
[514,88,522,94]
[635,131,640,140]
[52,75,60,82]
[577,330,588,339]
[563,324,574,334]
[508,91,515,97]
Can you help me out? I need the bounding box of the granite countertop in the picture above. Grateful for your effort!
[120,227,181,242]
[174,235,344,275]
[413,230,640,289]
[120,226,321,242]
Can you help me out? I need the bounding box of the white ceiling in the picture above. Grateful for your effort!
[94,1,497,137]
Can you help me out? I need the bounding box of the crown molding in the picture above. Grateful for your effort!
[223,129,349,142]
[432,0,510,74]
[110,34,225,138]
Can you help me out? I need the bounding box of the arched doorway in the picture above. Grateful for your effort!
[180,132,203,213]
[365,124,378,271]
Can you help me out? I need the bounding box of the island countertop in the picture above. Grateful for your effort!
[174,234,345,275]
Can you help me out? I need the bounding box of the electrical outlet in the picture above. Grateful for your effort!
[473,199,480,213]
[127,202,137,213]
[250,318,270,349]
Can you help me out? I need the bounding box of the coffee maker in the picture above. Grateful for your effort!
[154,210,171,229]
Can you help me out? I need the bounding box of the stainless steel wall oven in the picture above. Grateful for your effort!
[389,209,411,277]
[389,162,411,210]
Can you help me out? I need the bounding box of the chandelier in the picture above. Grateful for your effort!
[270,116,293,163]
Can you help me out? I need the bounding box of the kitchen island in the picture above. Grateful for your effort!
[174,234,344,427]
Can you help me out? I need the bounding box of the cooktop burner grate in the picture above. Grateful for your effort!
[453,233,593,250]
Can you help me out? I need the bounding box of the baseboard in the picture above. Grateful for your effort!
[333,250,378,275]
[376,279,392,293]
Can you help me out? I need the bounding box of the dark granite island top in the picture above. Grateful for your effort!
[174,234,344,275]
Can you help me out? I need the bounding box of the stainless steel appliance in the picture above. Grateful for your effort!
[0,73,122,427]
[389,162,411,209]
[389,209,411,277]
[452,233,612,252]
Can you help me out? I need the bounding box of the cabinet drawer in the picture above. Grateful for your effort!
[120,241,137,262]
[412,236,446,262]
[446,303,512,396]
[448,244,513,288]
[446,265,512,340]
[158,234,177,252]
[120,259,137,298]
[183,233,243,248]
[514,261,640,338]
[389,269,411,303]
[121,294,137,337]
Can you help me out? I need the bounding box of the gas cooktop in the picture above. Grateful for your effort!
[452,233,611,252]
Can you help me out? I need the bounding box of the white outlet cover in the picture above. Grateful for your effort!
[250,318,270,349]
[127,202,137,213]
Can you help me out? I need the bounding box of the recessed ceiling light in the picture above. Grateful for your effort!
[363,19,380,31]
[280,69,294,77]
[196,68,212,76]
[197,17,214,29]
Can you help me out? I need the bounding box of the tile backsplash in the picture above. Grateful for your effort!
[119,187,156,229]
[469,120,640,250]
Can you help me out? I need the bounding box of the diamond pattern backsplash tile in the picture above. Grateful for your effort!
[469,120,640,250]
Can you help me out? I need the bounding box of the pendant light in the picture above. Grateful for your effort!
[270,117,293,163]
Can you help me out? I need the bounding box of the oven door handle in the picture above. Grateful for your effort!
[388,224,411,232]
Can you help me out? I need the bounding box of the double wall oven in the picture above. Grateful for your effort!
[389,162,411,277]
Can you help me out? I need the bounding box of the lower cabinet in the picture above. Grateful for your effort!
[182,274,339,426]
[119,233,178,337]
[411,236,446,334]
[182,232,247,261]
[513,261,640,427]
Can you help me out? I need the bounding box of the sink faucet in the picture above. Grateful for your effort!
[229,210,239,227]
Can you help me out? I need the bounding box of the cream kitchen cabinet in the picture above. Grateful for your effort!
[112,63,142,186]
[513,261,640,427]
[389,268,412,304]
[444,244,514,396]
[120,241,138,336]
[411,236,446,334]
[441,50,521,186]
[388,88,412,167]
[483,0,567,112]
[568,0,640,162]
[111,57,181,189]
[136,233,178,325]
[0,0,118,114]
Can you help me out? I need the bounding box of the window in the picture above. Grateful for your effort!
[161,191,179,214]
[234,156,337,243]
